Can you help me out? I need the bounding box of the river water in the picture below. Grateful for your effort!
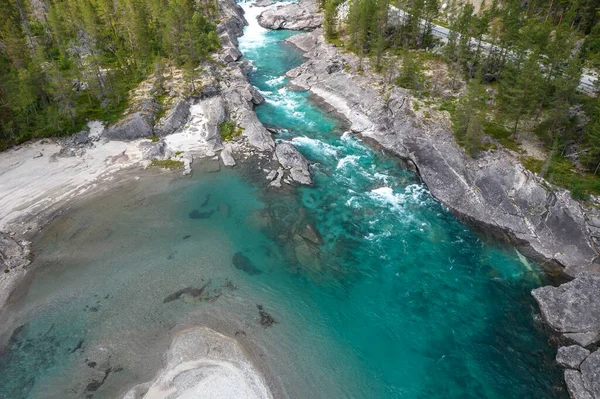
[0,2,566,398]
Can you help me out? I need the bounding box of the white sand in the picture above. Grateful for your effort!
[0,111,215,234]
[0,129,145,233]
[123,327,273,399]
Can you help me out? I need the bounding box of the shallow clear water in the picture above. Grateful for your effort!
[0,2,566,398]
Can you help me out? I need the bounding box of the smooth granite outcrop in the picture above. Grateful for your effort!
[154,101,191,136]
[532,273,600,346]
[257,0,322,30]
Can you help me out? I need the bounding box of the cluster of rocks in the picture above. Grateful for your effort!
[532,274,600,398]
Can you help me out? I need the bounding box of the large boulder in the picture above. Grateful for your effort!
[257,0,323,31]
[104,112,154,140]
[564,369,594,399]
[139,140,172,161]
[275,143,311,185]
[557,346,591,370]
[197,96,227,152]
[580,350,600,398]
[532,273,600,346]
[154,101,190,136]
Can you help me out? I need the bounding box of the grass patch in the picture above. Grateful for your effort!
[219,120,243,142]
[521,155,600,200]
[521,156,544,174]
[150,158,184,170]
[438,98,456,113]
[483,121,520,152]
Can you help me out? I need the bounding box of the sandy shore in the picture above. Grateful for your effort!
[123,327,273,399]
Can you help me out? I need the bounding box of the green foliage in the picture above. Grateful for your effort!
[395,49,424,90]
[482,121,520,152]
[150,158,184,170]
[150,136,160,143]
[0,0,220,149]
[452,71,487,156]
[219,120,243,142]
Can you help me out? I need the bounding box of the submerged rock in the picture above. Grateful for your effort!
[163,286,207,303]
[257,0,322,31]
[257,305,277,328]
[300,223,322,245]
[189,209,215,219]
[233,252,263,275]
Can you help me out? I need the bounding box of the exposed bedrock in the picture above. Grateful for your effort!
[533,273,600,347]
[284,28,598,278]
[257,0,322,31]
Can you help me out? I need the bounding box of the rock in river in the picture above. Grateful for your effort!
[233,252,263,275]
[275,143,311,185]
[532,273,600,347]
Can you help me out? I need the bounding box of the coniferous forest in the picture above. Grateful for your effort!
[323,0,600,199]
[0,0,220,148]
[2,0,600,199]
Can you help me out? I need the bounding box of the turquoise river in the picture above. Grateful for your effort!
[0,2,566,398]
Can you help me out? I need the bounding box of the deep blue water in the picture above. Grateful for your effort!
[0,3,565,398]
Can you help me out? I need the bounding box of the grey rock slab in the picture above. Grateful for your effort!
[275,143,311,185]
[155,101,190,136]
[252,0,274,6]
[139,140,172,161]
[581,350,600,398]
[220,46,243,64]
[221,145,237,166]
[557,346,591,369]
[257,0,323,31]
[565,332,600,347]
[104,112,154,140]
[564,369,594,399]
[532,273,600,335]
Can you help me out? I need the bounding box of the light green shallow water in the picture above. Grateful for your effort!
[0,2,566,398]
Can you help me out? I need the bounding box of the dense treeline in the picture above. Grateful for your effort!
[323,0,600,199]
[0,0,220,148]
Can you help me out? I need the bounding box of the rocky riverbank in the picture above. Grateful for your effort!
[0,0,317,396]
[0,0,311,305]
[256,1,600,398]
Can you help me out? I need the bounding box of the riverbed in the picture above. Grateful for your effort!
[0,2,566,398]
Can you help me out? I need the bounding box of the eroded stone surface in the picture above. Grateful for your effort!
[532,273,600,340]
[557,346,591,370]
[257,0,322,31]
